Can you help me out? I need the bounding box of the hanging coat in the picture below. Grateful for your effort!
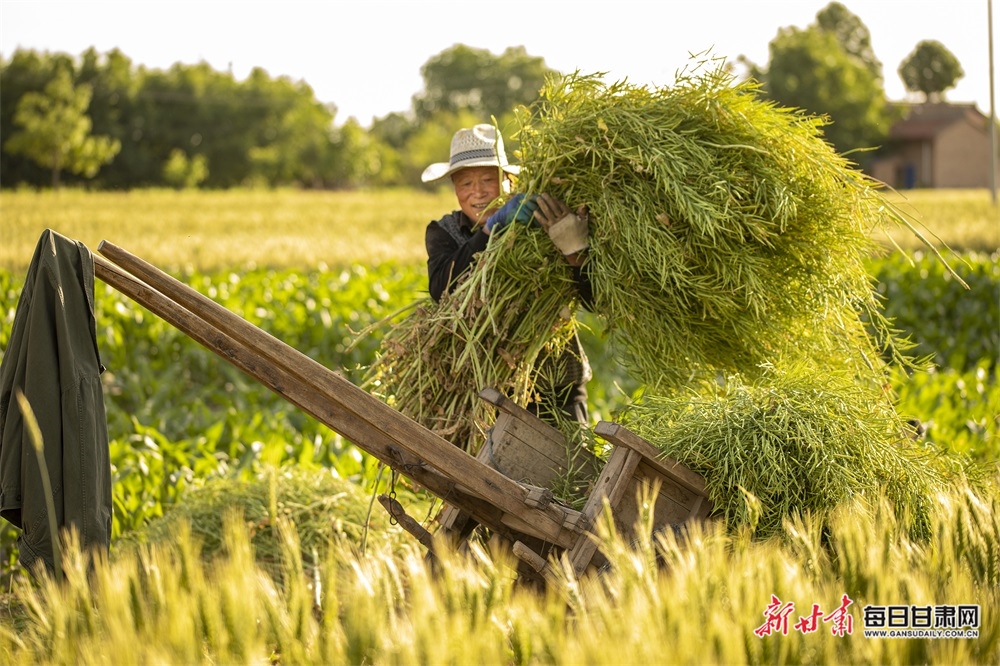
[0,229,112,576]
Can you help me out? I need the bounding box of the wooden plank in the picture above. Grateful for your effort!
[501,500,585,538]
[615,472,693,540]
[633,461,701,507]
[378,495,435,552]
[567,446,642,575]
[96,242,582,548]
[437,431,571,543]
[430,428,500,540]
[432,504,468,533]
[594,421,709,498]
[688,495,708,520]
[596,455,716,544]
[490,415,568,469]
[479,390,600,487]
[485,426,568,487]
[494,417,597,472]
[522,485,554,509]
[512,540,550,576]
[479,387,566,442]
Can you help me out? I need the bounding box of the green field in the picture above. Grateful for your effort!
[1,188,998,664]
[878,189,1000,254]
[0,187,456,272]
[2,187,998,273]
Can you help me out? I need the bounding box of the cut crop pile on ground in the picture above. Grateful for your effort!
[116,466,405,578]
[619,364,963,539]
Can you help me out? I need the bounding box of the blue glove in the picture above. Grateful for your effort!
[513,195,539,225]
[485,194,538,233]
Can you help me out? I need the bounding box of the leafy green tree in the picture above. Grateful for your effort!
[898,40,965,102]
[370,111,418,152]
[134,62,247,187]
[5,68,120,187]
[413,44,554,122]
[162,148,208,189]
[816,1,882,80]
[242,68,338,187]
[123,62,336,188]
[76,47,140,188]
[1,44,550,190]
[742,3,901,162]
[366,44,552,187]
[0,49,78,185]
[365,112,419,186]
[325,117,396,188]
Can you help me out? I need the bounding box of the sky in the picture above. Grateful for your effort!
[1,0,996,126]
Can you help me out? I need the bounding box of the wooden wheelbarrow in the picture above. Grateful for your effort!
[94,241,713,583]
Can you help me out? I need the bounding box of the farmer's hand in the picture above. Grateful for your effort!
[534,193,589,256]
[484,194,538,233]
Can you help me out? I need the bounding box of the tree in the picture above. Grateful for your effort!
[162,148,208,189]
[741,3,901,162]
[412,45,555,122]
[5,67,120,187]
[816,1,882,80]
[1,49,78,185]
[241,68,337,187]
[76,47,140,188]
[325,117,396,188]
[898,40,964,102]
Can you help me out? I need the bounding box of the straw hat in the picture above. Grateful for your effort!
[421,124,521,183]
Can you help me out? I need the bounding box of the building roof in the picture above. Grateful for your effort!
[889,102,988,141]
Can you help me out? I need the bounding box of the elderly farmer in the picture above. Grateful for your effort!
[421,123,593,425]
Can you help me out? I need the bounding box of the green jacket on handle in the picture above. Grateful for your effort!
[0,229,112,577]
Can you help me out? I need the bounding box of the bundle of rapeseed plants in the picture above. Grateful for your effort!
[515,64,920,389]
[116,466,407,580]
[508,60,968,532]
[368,57,965,530]
[617,364,958,539]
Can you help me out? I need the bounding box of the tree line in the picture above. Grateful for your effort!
[0,2,964,191]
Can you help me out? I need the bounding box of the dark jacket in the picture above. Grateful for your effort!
[426,210,594,306]
[0,229,112,576]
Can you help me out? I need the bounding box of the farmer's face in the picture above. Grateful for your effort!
[452,166,503,224]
